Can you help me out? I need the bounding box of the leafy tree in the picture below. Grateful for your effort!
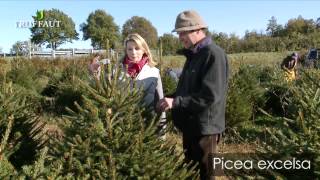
[80,9,120,49]
[285,16,316,36]
[122,16,158,48]
[30,9,79,50]
[212,32,229,52]
[228,33,241,53]
[266,16,278,37]
[10,41,41,56]
[266,16,284,37]
[159,33,182,55]
[308,31,320,48]
[10,41,28,56]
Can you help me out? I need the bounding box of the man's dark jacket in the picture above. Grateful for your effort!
[171,38,229,136]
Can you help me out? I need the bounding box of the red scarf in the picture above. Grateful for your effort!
[123,55,148,78]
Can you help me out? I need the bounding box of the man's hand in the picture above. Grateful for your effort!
[156,98,174,112]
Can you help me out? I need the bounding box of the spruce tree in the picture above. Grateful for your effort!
[255,70,320,179]
[0,81,42,177]
[42,63,198,179]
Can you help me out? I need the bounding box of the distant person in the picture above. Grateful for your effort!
[281,52,299,81]
[304,48,319,68]
[88,53,102,80]
[165,68,183,82]
[88,33,167,139]
[157,10,229,179]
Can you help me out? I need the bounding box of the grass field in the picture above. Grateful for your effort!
[159,52,290,74]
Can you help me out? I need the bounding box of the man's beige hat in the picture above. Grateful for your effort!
[172,10,208,32]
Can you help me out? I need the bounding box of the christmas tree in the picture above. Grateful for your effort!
[3,61,198,179]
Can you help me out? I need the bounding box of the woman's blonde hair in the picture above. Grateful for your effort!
[123,33,157,67]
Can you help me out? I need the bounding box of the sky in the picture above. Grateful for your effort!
[0,0,319,53]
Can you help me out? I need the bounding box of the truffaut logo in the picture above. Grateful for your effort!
[34,10,44,21]
[16,10,61,28]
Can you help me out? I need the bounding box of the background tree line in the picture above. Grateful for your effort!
[11,9,320,55]
[27,9,159,52]
[212,16,320,54]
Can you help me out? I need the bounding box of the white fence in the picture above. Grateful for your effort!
[30,49,108,58]
[0,49,113,59]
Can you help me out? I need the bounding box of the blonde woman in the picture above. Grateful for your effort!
[88,34,166,139]
[122,33,166,139]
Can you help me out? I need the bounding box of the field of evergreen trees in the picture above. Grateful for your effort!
[0,52,319,179]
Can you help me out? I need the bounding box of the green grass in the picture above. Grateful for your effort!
[228,52,289,74]
[158,55,185,69]
[158,52,289,74]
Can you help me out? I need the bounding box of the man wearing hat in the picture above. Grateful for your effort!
[157,10,229,179]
